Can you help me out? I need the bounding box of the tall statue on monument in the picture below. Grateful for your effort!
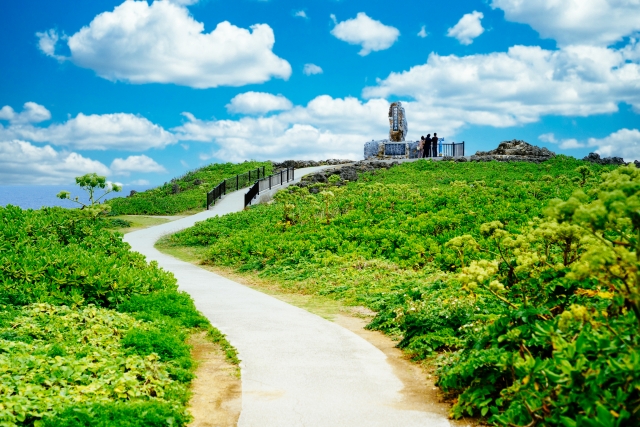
[388,101,408,142]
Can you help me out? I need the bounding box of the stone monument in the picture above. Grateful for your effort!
[388,102,408,142]
[363,102,413,160]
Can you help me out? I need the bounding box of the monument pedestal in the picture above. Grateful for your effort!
[364,140,422,160]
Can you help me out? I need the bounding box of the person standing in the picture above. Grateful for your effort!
[424,134,431,157]
[432,133,439,157]
[418,136,425,158]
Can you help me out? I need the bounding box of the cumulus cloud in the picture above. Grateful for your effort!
[0,102,51,124]
[330,12,400,56]
[447,11,484,45]
[588,128,640,160]
[0,140,109,184]
[417,26,428,38]
[226,92,293,115]
[0,107,176,151]
[294,10,308,19]
[35,29,63,60]
[491,0,640,47]
[303,63,323,75]
[174,95,392,161]
[540,129,640,160]
[363,44,640,131]
[110,155,166,176]
[37,0,291,88]
[538,133,584,149]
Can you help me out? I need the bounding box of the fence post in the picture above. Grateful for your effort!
[269,175,272,190]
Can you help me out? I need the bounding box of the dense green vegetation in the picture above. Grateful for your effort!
[168,157,640,425]
[0,206,236,426]
[108,161,272,215]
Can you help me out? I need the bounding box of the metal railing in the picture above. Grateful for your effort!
[441,142,465,157]
[206,166,266,209]
[244,168,295,208]
[417,142,465,158]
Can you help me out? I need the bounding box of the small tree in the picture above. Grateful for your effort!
[57,173,122,216]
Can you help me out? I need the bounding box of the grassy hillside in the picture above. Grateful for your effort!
[0,206,237,426]
[108,161,272,215]
[166,157,640,425]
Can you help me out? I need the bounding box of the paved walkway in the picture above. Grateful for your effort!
[124,166,450,427]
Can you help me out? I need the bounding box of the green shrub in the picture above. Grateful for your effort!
[0,304,186,426]
[41,401,188,427]
[0,206,176,307]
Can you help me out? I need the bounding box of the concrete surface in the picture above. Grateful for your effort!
[124,166,450,427]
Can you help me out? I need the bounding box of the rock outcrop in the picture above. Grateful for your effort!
[582,152,626,166]
[469,140,555,163]
[295,161,399,192]
[272,159,353,169]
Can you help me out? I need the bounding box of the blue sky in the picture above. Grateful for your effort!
[1,0,639,185]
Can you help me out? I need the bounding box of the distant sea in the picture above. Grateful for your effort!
[0,185,152,210]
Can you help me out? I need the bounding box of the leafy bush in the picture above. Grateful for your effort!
[108,161,272,215]
[0,206,176,307]
[0,304,187,426]
[435,165,640,425]
[41,401,188,427]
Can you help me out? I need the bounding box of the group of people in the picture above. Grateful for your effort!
[418,133,439,158]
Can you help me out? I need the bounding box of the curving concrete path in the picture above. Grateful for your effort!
[124,166,450,427]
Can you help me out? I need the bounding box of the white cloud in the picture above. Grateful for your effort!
[330,12,400,56]
[303,63,323,75]
[110,155,166,176]
[168,0,199,5]
[37,0,291,88]
[447,11,484,45]
[417,26,428,38]
[129,179,150,186]
[0,102,51,124]
[35,29,64,60]
[0,108,176,151]
[294,10,308,19]
[226,92,293,115]
[174,95,392,161]
[491,0,640,47]
[0,140,109,185]
[363,44,640,131]
[538,133,584,149]
[588,128,640,160]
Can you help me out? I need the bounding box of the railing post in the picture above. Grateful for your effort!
[269,175,272,189]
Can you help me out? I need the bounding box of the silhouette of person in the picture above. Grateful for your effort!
[425,134,431,157]
[432,133,438,157]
